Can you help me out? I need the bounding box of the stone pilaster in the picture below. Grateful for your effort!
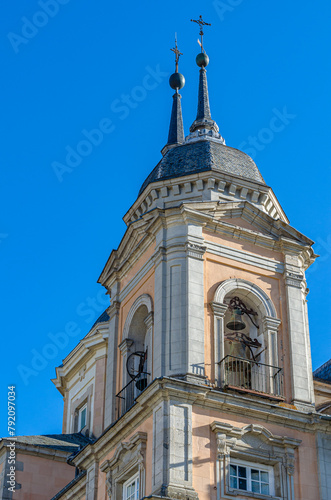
[283,254,314,410]
[152,400,198,500]
[210,302,228,387]
[104,299,120,427]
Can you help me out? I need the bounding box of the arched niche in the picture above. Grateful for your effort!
[118,294,154,415]
[211,279,281,397]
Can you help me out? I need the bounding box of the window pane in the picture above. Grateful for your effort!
[230,464,237,475]
[238,478,247,490]
[261,483,270,495]
[80,408,86,429]
[238,466,247,478]
[251,469,259,481]
[261,471,269,482]
[251,481,260,493]
[230,476,237,489]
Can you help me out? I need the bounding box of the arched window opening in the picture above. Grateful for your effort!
[126,305,150,400]
[224,295,265,364]
[116,295,153,418]
[212,279,282,400]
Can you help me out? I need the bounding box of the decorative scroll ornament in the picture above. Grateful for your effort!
[217,434,228,458]
[106,470,112,499]
[79,365,86,381]
[286,452,295,476]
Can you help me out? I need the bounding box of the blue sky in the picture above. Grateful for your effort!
[1,0,330,437]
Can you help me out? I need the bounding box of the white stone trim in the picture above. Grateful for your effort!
[100,432,147,500]
[205,240,284,274]
[122,294,153,341]
[211,422,301,500]
[212,279,280,387]
[214,279,277,318]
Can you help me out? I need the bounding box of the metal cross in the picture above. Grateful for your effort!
[170,35,183,73]
[191,15,211,52]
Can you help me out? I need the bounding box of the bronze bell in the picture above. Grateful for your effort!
[226,307,246,331]
[135,376,147,392]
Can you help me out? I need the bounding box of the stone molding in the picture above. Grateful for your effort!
[205,239,284,274]
[101,201,316,297]
[71,384,94,435]
[262,316,281,331]
[185,242,206,260]
[118,338,134,356]
[107,300,121,321]
[210,302,228,317]
[100,432,147,500]
[283,271,305,289]
[70,377,331,471]
[144,311,154,329]
[211,422,301,498]
[122,294,153,341]
[123,170,288,226]
[214,278,277,318]
[166,485,199,500]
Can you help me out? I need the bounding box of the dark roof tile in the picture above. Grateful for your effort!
[139,140,264,196]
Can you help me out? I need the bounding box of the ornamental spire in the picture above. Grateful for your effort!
[189,16,224,141]
[162,36,185,155]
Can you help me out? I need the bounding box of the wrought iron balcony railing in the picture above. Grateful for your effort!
[115,373,148,419]
[218,355,284,399]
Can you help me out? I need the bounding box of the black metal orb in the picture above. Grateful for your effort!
[169,72,185,90]
[196,52,209,67]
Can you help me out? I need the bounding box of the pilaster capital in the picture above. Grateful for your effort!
[210,302,228,317]
[283,271,304,289]
[216,433,228,459]
[185,242,206,260]
[153,246,167,267]
[108,300,121,320]
[118,338,134,356]
[262,316,281,331]
[144,312,154,329]
[285,450,295,476]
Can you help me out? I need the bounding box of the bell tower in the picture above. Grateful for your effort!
[46,18,329,500]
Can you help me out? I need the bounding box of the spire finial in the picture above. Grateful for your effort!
[170,34,182,73]
[187,16,225,144]
[169,35,185,92]
[162,36,185,155]
[191,15,211,54]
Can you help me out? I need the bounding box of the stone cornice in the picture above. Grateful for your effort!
[52,330,109,392]
[98,219,156,287]
[98,201,316,295]
[210,421,301,449]
[69,377,331,471]
[123,169,289,226]
[0,440,73,462]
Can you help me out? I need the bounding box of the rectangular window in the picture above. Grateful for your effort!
[229,460,272,496]
[79,404,87,430]
[123,473,139,500]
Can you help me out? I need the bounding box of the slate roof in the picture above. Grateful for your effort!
[138,140,265,196]
[3,433,92,452]
[314,359,331,383]
[91,309,110,329]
